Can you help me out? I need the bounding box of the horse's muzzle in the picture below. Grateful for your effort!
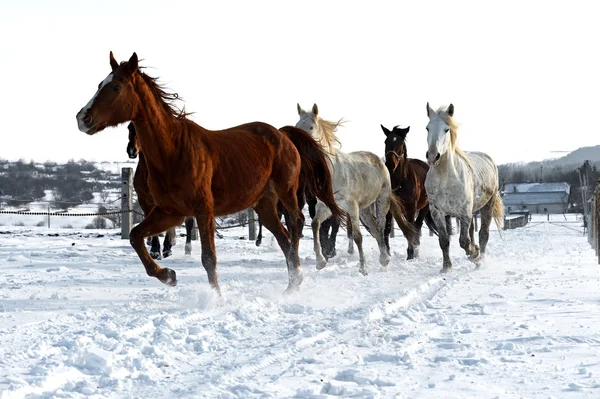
[76,109,94,134]
[426,151,441,166]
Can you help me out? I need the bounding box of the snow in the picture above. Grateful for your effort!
[1,215,599,398]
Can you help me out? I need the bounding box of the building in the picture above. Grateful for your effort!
[502,182,571,214]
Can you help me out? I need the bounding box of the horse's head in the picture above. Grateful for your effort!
[382,124,409,173]
[425,102,454,166]
[295,103,321,139]
[295,103,343,154]
[76,52,140,135]
[126,122,139,159]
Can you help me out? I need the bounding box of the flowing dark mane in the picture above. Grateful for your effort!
[136,66,190,119]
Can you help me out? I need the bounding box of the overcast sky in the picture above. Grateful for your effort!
[1,0,598,165]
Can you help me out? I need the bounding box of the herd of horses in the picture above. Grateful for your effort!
[76,52,504,294]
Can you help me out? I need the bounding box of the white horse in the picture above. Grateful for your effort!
[424,103,504,272]
[296,103,393,275]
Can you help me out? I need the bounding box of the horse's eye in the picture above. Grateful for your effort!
[113,85,121,92]
[445,129,449,133]
[309,126,313,130]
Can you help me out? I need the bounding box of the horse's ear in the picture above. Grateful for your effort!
[128,52,139,74]
[109,51,119,71]
[426,102,435,118]
[447,103,454,117]
[312,103,319,116]
[395,126,410,137]
[380,124,391,136]
[297,103,303,116]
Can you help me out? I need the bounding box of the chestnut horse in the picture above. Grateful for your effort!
[126,122,195,257]
[381,125,438,259]
[76,52,344,294]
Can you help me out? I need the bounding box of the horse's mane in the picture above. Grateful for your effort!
[134,65,190,120]
[311,113,344,154]
[436,106,471,166]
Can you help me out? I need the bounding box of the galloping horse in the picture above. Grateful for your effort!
[296,103,414,275]
[424,103,503,272]
[126,122,195,257]
[76,52,343,294]
[381,125,437,259]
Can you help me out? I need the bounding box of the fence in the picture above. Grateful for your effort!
[504,215,529,230]
[588,180,600,264]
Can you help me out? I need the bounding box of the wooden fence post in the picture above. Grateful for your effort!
[248,209,256,241]
[121,167,133,240]
[595,183,600,264]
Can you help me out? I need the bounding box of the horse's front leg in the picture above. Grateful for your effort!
[129,207,184,286]
[430,207,452,272]
[458,215,479,261]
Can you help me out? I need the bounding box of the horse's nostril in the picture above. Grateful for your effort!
[425,151,429,159]
[82,114,92,126]
[435,153,441,161]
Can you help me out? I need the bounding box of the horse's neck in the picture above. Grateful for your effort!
[432,149,462,180]
[132,83,183,173]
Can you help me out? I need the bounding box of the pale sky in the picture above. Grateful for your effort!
[1,0,598,165]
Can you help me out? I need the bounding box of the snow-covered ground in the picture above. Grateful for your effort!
[1,215,599,398]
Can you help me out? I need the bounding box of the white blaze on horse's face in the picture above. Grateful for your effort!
[295,113,318,138]
[426,115,450,166]
[76,72,115,134]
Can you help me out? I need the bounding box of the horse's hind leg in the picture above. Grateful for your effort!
[346,201,369,275]
[477,202,494,265]
[347,219,354,255]
[359,204,390,269]
[267,186,304,291]
[319,218,333,259]
[150,236,162,259]
[458,215,479,262]
[312,202,333,270]
[162,227,175,258]
[185,217,194,255]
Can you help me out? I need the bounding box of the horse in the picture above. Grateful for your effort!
[381,124,438,259]
[76,52,344,294]
[424,103,503,272]
[296,103,415,275]
[126,122,196,257]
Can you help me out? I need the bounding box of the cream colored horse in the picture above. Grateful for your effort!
[296,103,392,275]
[425,103,503,272]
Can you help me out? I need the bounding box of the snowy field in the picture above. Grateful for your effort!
[1,215,599,398]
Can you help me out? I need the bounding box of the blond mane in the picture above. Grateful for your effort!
[308,112,344,154]
[436,106,471,167]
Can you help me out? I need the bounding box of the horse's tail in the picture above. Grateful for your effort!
[491,189,504,238]
[389,194,418,244]
[278,126,346,223]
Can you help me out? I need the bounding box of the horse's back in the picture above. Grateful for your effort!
[333,150,390,206]
[466,151,500,207]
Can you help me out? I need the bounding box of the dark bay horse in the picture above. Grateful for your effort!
[381,125,437,259]
[127,122,195,257]
[76,52,344,294]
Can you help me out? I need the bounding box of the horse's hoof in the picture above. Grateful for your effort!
[150,251,162,260]
[348,249,354,255]
[162,250,172,259]
[379,255,391,267]
[359,267,368,276]
[316,260,328,270]
[440,266,452,273]
[255,239,262,247]
[157,268,177,286]
[185,243,192,255]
